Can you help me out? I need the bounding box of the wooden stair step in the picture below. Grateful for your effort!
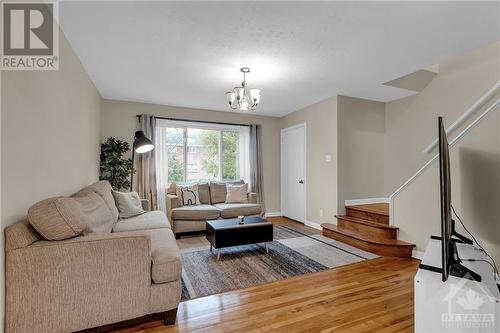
[321,223,415,258]
[346,204,389,225]
[335,215,398,240]
[335,215,397,229]
[346,203,389,216]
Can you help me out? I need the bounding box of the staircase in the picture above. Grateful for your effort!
[321,203,415,257]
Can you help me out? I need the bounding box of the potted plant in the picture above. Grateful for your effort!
[99,137,133,190]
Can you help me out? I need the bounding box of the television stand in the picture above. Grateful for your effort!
[415,238,500,332]
[430,219,472,244]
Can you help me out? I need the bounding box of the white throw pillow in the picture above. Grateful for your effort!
[112,190,146,219]
[226,183,249,203]
[176,184,200,206]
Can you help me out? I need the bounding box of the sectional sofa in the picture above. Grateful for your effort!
[4,181,181,333]
[166,181,263,238]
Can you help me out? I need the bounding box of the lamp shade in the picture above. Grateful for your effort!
[134,130,154,153]
[226,91,236,105]
[249,88,261,104]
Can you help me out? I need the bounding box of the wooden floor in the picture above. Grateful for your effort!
[113,218,419,333]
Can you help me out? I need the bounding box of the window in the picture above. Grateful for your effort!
[156,120,250,185]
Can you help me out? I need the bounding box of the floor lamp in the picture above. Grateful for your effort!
[130,130,154,191]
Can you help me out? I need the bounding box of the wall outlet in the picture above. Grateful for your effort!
[319,209,323,217]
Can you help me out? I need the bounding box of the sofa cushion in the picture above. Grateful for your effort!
[85,181,119,223]
[171,205,220,220]
[112,190,145,219]
[28,197,87,241]
[209,182,226,204]
[213,203,262,218]
[209,180,244,204]
[71,191,115,234]
[198,183,211,204]
[176,184,200,206]
[226,183,249,203]
[112,211,171,233]
[148,228,182,284]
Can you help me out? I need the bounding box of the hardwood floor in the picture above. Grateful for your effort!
[113,218,419,333]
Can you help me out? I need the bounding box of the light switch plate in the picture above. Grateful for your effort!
[325,154,332,162]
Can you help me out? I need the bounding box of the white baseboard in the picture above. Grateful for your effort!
[345,197,390,206]
[265,211,282,217]
[412,249,424,260]
[304,220,322,230]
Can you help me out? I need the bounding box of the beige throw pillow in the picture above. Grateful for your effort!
[28,197,87,241]
[226,183,249,203]
[112,190,146,219]
[176,184,201,206]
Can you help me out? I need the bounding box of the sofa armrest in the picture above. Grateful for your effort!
[248,192,258,204]
[166,194,180,223]
[5,232,152,332]
[141,198,151,211]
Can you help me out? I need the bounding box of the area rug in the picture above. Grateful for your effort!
[178,225,378,300]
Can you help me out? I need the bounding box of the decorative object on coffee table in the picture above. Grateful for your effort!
[238,215,245,224]
[206,216,273,260]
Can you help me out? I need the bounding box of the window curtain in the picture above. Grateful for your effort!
[238,126,251,185]
[249,124,265,212]
[135,114,157,209]
[155,120,170,213]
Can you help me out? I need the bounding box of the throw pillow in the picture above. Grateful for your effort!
[226,183,249,203]
[176,184,201,206]
[209,182,227,204]
[112,190,146,219]
[28,197,87,241]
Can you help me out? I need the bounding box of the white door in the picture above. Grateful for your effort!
[281,124,306,223]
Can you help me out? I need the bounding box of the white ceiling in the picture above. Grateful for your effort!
[59,1,500,117]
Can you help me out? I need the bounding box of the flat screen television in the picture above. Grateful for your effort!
[437,117,480,282]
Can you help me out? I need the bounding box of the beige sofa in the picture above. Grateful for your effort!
[167,181,263,238]
[4,181,181,333]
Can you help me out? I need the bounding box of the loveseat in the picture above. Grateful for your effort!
[166,181,263,238]
[4,181,181,333]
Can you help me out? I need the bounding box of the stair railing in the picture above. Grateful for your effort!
[389,82,500,224]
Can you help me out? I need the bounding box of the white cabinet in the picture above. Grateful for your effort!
[415,239,500,332]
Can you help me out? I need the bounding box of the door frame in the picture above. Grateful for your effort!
[280,123,307,223]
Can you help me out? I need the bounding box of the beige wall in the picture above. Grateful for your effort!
[280,96,338,225]
[100,100,282,213]
[337,96,385,214]
[393,102,500,263]
[385,42,500,195]
[387,42,500,263]
[1,31,101,329]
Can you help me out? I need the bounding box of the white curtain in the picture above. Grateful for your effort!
[249,124,265,212]
[155,121,170,213]
[239,126,250,184]
[136,114,158,209]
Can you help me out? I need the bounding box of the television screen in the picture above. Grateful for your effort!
[438,116,451,282]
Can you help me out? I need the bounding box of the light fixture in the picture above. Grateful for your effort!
[226,67,261,111]
[130,130,154,191]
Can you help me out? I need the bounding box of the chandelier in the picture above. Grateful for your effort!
[225,67,261,111]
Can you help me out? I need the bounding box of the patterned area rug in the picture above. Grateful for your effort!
[178,225,378,300]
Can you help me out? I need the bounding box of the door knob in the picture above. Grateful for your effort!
[299,180,304,184]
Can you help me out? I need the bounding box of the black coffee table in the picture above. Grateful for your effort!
[206,216,273,260]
